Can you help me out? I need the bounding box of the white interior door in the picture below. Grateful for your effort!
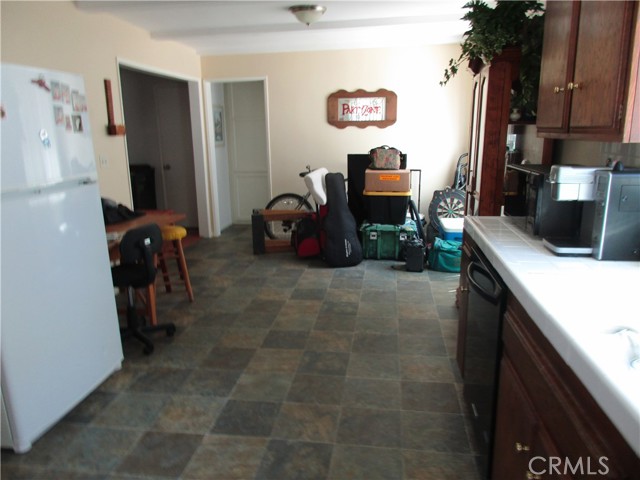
[153,83,198,226]
[225,81,269,224]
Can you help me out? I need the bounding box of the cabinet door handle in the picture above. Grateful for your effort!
[567,82,580,90]
[553,86,565,94]
[515,442,531,453]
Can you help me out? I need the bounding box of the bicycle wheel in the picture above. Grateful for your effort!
[264,193,313,240]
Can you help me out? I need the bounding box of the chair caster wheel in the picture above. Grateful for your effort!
[167,325,176,337]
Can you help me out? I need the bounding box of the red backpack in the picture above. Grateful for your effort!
[291,206,328,258]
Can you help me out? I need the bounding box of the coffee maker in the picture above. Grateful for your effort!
[543,165,640,260]
[542,165,606,256]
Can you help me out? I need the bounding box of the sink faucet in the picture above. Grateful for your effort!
[611,327,640,370]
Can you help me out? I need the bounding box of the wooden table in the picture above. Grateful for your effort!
[107,211,186,257]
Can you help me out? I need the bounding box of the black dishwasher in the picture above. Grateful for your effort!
[463,245,507,480]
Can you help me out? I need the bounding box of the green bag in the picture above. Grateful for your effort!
[428,237,462,272]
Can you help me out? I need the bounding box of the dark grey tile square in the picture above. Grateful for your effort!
[401,411,471,453]
[329,445,404,480]
[181,368,242,396]
[319,301,359,316]
[402,450,480,480]
[182,434,268,479]
[306,330,353,352]
[342,378,401,409]
[115,431,202,477]
[56,426,142,474]
[261,330,309,349]
[314,314,358,332]
[92,392,168,429]
[398,317,442,336]
[336,407,402,448]
[231,372,293,402]
[63,391,117,424]
[212,400,280,437]
[401,381,460,413]
[271,403,340,443]
[297,351,350,376]
[244,299,286,314]
[255,439,333,480]
[291,288,327,300]
[399,355,455,382]
[286,374,345,405]
[352,333,398,354]
[200,347,255,370]
[347,353,400,380]
[153,395,225,434]
[398,334,447,356]
[126,367,191,394]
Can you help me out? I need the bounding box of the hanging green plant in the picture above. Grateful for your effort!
[440,0,544,116]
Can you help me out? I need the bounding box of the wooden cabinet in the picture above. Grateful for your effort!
[537,1,639,142]
[492,294,639,479]
[466,48,521,217]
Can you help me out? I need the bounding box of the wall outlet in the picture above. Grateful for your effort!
[99,155,108,168]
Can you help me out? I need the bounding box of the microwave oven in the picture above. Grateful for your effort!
[504,164,582,237]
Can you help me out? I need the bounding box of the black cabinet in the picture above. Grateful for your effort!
[130,164,157,210]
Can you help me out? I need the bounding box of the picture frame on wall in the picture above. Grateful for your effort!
[213,105,224,146]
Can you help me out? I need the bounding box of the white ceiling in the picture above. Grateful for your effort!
[74,1,469,56]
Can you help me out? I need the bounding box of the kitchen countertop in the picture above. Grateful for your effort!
[464,216,640,456]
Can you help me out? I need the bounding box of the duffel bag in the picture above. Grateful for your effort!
[369,145,402,170]
[427,237,462,272]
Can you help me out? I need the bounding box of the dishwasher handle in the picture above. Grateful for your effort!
[467,261,503,305]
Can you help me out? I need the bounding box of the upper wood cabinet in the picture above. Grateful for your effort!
[537,1,639,142]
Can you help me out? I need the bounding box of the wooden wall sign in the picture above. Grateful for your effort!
[327,89,397,129]
[104,79,126,136]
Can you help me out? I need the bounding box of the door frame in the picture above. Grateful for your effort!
[203,76,271,237]
[116,58,213,237]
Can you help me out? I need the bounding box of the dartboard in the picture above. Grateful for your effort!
[428,187,465,233]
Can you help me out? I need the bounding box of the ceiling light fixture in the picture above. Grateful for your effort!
[288,5,327,26]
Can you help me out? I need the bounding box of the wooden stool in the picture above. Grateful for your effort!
[157,225,194,302]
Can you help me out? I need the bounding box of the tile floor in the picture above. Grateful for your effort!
[1,225,481,480]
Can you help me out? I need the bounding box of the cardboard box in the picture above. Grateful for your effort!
[364,169,411,192]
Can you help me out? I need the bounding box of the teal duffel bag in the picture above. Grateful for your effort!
[427,237,462,272]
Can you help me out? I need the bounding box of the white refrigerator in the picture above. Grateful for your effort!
[0,63,123,453]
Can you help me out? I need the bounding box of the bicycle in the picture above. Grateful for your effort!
[263,165,316,240]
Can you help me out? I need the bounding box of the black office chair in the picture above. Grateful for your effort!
[111,223,176,354]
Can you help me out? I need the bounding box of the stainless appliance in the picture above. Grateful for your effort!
[1,63,123,453]
[592,170,640,260]
[463,245,507,480]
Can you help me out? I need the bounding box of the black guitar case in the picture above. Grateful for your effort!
[323,172,363,267]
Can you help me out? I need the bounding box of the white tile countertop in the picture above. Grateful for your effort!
[464,216,640,456]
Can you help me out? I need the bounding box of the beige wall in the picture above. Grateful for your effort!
[202,46,473,213]
[1,1,201,203]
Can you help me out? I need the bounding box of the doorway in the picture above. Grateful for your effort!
[206,79,270,235]
[119,64,209,233]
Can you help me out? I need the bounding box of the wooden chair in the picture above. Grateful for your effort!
[157,225,194,302]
